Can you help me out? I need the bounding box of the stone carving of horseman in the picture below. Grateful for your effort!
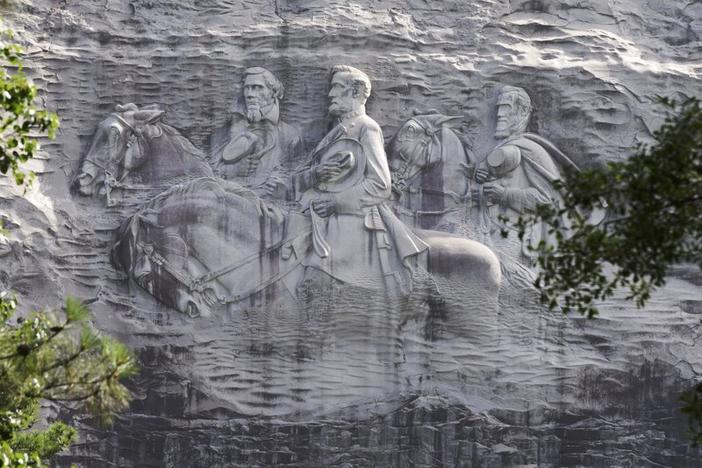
[210,67,304,199]
[74,103,213,205]
[112,66,500,324]
[473,86,579,282]
[283,65,429,294]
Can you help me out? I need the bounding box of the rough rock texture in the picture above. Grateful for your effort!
[2,0,702,466]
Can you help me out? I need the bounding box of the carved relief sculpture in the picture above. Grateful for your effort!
[210,67,304,198]
[75,103,213,205]
[473,86,579,283]
[111,66,501,344]
[282,65,430,294]
[387,112,475,231]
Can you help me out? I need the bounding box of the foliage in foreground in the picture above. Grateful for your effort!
[515,97,702,443]
[518,97,702,318]
[0,295,138,466]
[1,25,137,466]
[0,26,59,186]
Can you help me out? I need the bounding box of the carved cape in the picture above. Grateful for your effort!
[482,132,577,258]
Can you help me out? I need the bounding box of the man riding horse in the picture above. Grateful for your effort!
[282,65,429,295]
[113,66,500,318]
[210,67,304,199]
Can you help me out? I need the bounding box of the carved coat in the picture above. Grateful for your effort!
[479,132,576,259]
[289,108,428,292]
[210,106,303,195]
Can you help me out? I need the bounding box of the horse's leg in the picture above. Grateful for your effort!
[415,229,501,384]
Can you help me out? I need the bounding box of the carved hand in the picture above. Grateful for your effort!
[391,179,407,199]
[475,168,495,184]
[482,184,506,204]
[258,178,280,197]
[314,160,345,183]
[77,172,93,185]
[311,198,337,217]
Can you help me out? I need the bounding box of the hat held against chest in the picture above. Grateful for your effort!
[223,132,261,164]
[313,138,366,193]
[487,144,521,178]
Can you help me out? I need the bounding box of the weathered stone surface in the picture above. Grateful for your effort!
[1,0,702,466]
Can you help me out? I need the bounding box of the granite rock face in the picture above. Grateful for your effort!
[2,0,702,466]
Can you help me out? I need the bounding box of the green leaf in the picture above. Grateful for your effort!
[63,298,88,323]
[0,25,58,188]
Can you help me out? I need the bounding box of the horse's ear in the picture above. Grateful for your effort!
[116,103,139,113]
[141,104,162,111]
[134,109,165,125]
[412,108,443,117]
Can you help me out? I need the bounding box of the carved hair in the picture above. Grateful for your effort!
[499,85,532,116]
[331,65,372,100]
[242,67,284,100]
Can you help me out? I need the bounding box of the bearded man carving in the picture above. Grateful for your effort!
[210,67,303,198]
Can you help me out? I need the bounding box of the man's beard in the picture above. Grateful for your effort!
[495,115,528,139]
[246,106,265,123]
[246,100,276,123]
[494,124,511,139]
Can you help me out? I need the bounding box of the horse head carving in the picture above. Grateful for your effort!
[388,112,474,229]
[75,103,213,203]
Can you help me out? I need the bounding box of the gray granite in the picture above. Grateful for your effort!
[1,0,702,466]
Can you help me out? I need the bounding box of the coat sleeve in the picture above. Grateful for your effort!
[334,123,392,214]
[291,165,316,196]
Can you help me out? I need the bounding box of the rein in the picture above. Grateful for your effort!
[393,203,465,218]
[136,228,311,304]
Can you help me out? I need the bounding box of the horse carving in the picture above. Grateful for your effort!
[111,177,301,318]
[74,103,213,205]
[113,173,501,313]
[388,113,475,232]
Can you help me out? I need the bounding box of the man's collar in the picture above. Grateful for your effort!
[335,106,366,124]
[496,130,526,145]
[264,103,280,124]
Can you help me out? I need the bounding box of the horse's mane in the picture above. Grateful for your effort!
[139,177,285,223]
[439,126,471,168]
[105,112,205,160]
[154,123,207,160]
